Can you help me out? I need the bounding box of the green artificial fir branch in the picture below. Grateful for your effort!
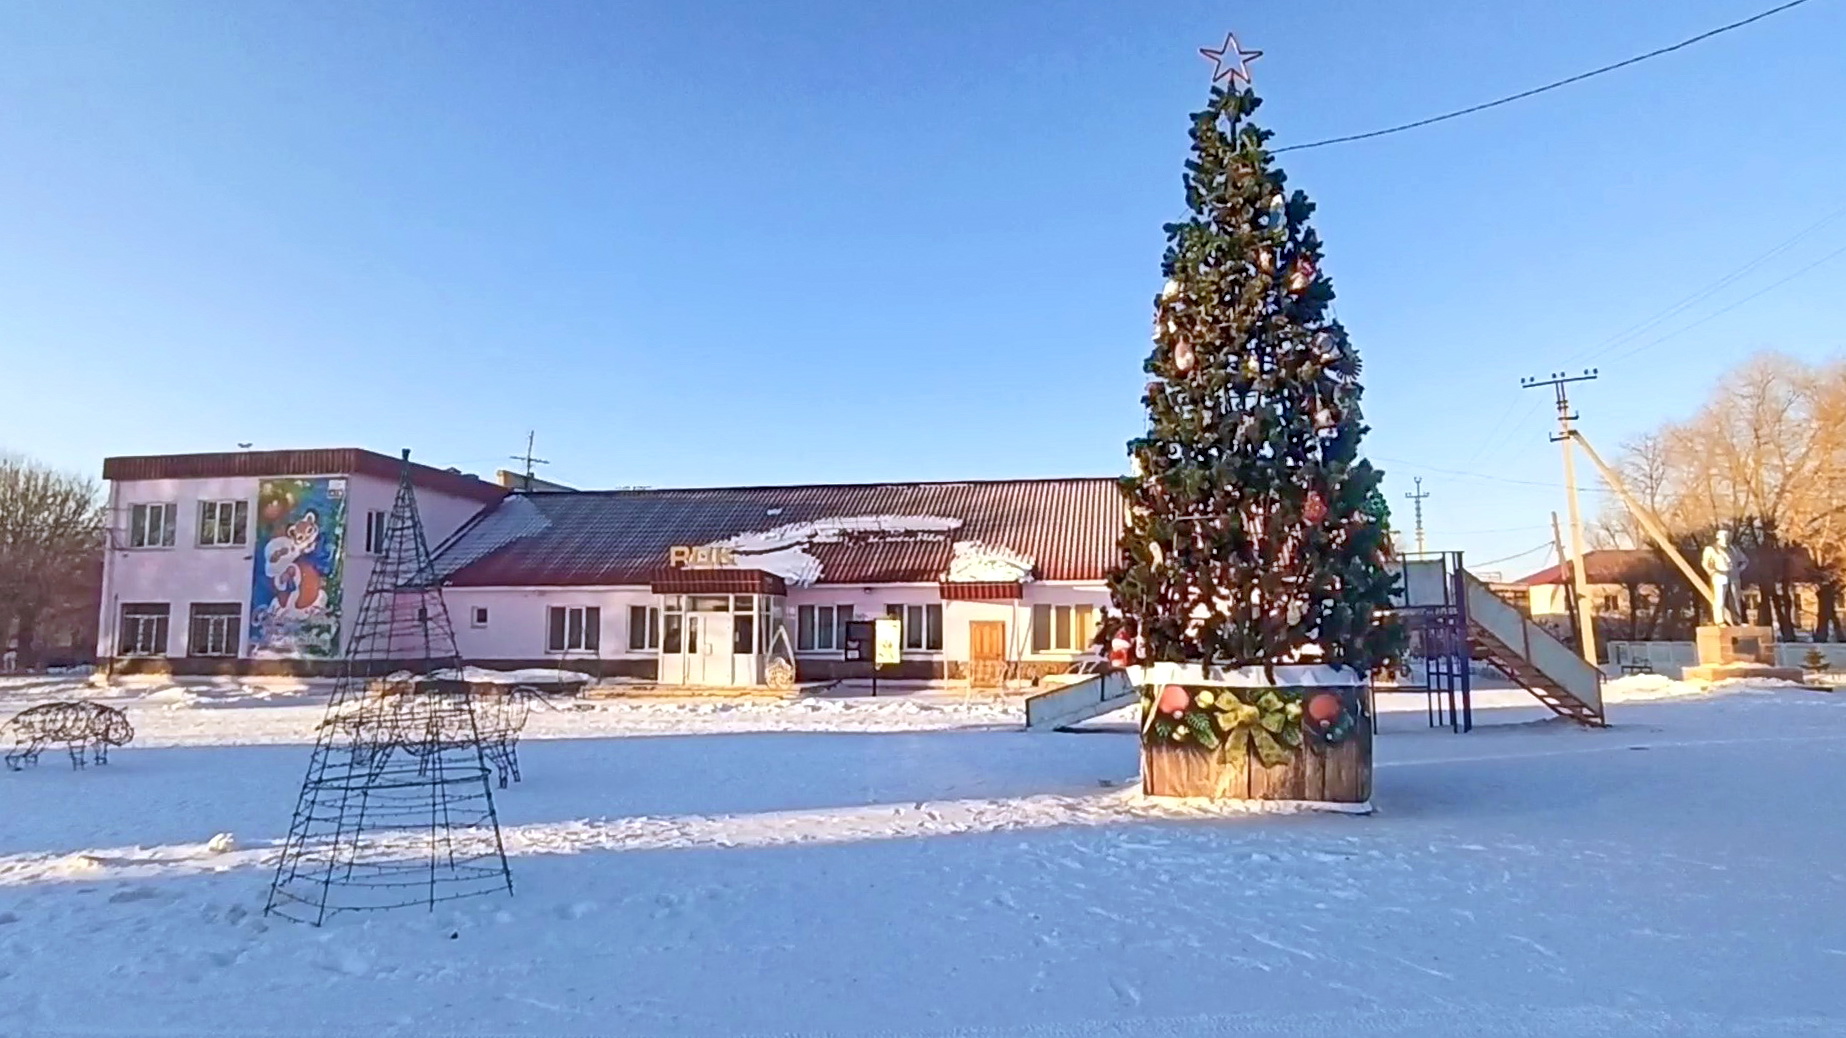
[1110,82,1405,678]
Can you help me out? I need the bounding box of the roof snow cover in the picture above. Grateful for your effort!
[432,477,1122,588]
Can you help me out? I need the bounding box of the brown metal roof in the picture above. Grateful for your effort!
[1513,546,1825,586]
[435,477,1124,588]
[101,449,506,504]
[648,569,790,596]
[939,581,1026,601]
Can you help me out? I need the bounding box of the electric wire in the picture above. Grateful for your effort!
[1274,0,1817,153]
[1571,205,1846,365]
[1375,456,1607,493]
[1470,542,1555,569]
[1605,242,1846,362]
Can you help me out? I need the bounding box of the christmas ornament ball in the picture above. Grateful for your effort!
[1287,256,1317,294]
[1303,492,1328,525]
[1161,278,1180,300]
[1174,341,1196,373]
[1108,632,1133,669]
[1157,685,1191,717]
[1305,692,1344,730]
[1265,193,1286,229]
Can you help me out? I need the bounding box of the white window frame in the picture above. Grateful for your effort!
[127,503,177,549]
[1032,604,1096,653]
[796,604,855,652]
[196,499,250,547]
[364,510,390,554]
[628,605,660,651]
[546,605,601,654]
[187,603,242,657]
[886,603,944,652]
[471,606,490,629]
[119,603,171,656]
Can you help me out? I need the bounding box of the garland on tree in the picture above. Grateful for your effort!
[1108,73,1403,714]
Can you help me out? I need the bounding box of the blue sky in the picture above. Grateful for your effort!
[2,0,1841,576]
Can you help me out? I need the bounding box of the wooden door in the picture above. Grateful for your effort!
[968,621,1006,687]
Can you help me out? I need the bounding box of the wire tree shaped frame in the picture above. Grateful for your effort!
[266,451,512,925]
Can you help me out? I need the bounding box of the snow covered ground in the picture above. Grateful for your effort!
[3,675,1846,1036]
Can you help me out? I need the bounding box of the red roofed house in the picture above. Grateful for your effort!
[1511,547,1838,643]
[97,448,1121,685]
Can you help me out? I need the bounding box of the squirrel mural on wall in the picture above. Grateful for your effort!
[264,510,327,618]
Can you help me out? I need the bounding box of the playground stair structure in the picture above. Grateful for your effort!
[1461,570,1606,727]
[1023,561,1606,732]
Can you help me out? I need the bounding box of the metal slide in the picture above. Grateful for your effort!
[1461,570,1606,725]
[1024,669,1137,731]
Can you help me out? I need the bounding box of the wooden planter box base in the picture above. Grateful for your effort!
[1142,715,1372,803]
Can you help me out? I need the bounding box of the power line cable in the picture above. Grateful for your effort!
[1442,522,1554,536]
[1471,542,1555,569]
[1462,397,1547,470]
[1274,0,1818,153]
[1374,456,1607,493]
[1462,207,1841,467]
[1607,242,1846,362]
[1572,204,1846,364]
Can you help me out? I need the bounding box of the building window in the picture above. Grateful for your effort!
[128,503,176,548]
[364,510,389,554]
[187,603,241,657]
[796,604,854,651]
[546,606,601,653]
[886,603,944,652]
[663,612,684,654]
[471,607,489,628]
[1032,604,1096,653]
[628,606,660,651]
[119,603,171,656]
[733,613,755,654]
[1599,594,1620,613]
[196,500,249,547]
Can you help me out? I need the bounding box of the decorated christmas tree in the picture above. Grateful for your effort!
[1109,39,1400,800]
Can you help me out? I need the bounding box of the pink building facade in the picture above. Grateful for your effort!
[98,449,504,676]
[98,450,1120,686]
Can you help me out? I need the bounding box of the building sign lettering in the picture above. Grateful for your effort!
[668,545,737,569]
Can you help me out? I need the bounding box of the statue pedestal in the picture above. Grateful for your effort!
[1685,625,1803,683]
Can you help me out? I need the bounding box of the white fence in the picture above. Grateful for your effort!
[1605,640,1846,679]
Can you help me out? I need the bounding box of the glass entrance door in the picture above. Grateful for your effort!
[687,612,732,686]
[662,594,762,687]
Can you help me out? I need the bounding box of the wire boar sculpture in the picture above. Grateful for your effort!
[4,702,135,770]
[474,686,535,789]
[320,683,540,790]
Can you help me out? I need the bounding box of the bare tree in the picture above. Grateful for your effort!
[0,455,104,668]
[1604,352,1846,640]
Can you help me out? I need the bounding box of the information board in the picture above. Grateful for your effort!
[874,617,903,666]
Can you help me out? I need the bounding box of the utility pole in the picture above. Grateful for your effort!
[1522,370,1599,666]
[1550,511,1583,653]
[1404,477,1430,554]
[510,431,549,492]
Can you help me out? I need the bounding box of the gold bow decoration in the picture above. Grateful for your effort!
[1143,687,1304,766]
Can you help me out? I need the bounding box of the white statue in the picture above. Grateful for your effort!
[1699,529,1746,626]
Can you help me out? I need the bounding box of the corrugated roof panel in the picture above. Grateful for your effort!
[436,477,1123,588]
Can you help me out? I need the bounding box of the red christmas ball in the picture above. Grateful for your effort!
[1157,685,1191,717]
[1107,628,1135,669]
[1303,492,1328,525]
[1287,256,1317,294]
[1305,692,1344,730]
